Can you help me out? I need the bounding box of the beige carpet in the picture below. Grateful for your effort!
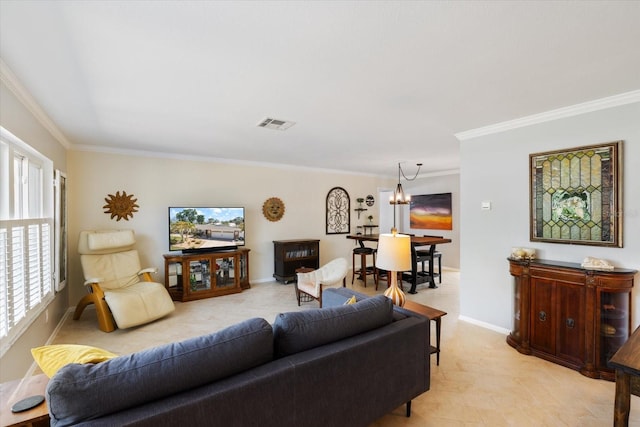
[51,271,639,426]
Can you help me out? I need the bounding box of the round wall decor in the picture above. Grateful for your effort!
[366,194,375,206]
[262,197,285,222]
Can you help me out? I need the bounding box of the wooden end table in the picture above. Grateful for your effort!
[0,373,49,427]
[403,300,447,365]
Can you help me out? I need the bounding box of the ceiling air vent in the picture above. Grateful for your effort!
[257,117,296,131]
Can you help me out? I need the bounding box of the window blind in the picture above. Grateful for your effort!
[0,220,53,350]
[0,127,54,357]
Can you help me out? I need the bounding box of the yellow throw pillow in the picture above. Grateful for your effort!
[343,295,357,305]
[31,344,118,377]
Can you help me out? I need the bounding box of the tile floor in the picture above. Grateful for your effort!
[51,271,639,426]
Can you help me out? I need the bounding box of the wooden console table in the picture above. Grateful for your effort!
[610,325,640,427]
[0,374,49,427]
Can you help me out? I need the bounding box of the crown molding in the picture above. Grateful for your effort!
[0,58,73,149]
[71,144,381,177]
[455,90,640,141]
[418,169,460,178]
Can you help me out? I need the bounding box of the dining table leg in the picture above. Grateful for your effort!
[428,256,437,289]
[409,245,418,294]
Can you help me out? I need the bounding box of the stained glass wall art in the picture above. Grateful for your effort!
[530,141,622,247]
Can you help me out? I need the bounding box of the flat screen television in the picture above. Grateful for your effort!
[169,207,245,253]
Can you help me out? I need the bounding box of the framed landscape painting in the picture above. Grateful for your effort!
[409,193,452,230]
[530,141,622,247]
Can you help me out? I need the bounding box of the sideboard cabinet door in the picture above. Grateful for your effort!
[530,278,555,356]
[556,282,585,367]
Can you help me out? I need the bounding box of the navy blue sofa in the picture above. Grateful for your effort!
[46,289,430,427]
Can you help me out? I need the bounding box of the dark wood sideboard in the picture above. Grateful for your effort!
[273,240,319,283]
[507,258,636,380]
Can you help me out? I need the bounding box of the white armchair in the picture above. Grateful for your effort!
[294,257,348,308]
[74,230,175,332]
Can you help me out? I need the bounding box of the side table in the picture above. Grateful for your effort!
[0,374,49,427]
[609,325,640,427]
[403,300,447,365]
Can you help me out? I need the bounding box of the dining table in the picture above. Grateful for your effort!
[346,233,452,294]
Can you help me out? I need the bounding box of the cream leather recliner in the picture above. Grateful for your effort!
[294,257,348,308]
[74,230,175,332]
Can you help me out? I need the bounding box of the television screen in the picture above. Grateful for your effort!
[169,207,245,252]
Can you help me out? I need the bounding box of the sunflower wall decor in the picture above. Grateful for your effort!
[103,190,139,221]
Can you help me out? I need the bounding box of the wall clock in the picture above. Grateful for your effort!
[262,197,285,222]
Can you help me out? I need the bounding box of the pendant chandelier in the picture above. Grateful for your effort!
[389,162,422,205]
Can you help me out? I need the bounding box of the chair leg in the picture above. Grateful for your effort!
[351,251,356,284]
[372,251,377,285]
[73,293,95,320]
[438,255,442,283]
[73,285,116,333]
[360,253,367,287]
[406,400,412,417]
[295,288,301,306]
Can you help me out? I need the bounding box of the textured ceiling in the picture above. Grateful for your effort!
[1,1,639,177]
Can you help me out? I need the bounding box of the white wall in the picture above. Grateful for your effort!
[459,102,640,331]
[67,150,393,306]
[402,172,460,269]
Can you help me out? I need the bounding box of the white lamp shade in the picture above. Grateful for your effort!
[375,233,411,272]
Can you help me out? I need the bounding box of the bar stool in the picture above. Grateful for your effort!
[416,236,442,284]
[351,241,376,287]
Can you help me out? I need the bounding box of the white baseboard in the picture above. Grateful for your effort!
[252,277,279,284]
[458,315,510,335]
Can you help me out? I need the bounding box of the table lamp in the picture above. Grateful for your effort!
[375,232,411,306]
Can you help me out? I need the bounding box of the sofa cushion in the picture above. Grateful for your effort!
[46,317,273,427]
[273,294,393,358]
